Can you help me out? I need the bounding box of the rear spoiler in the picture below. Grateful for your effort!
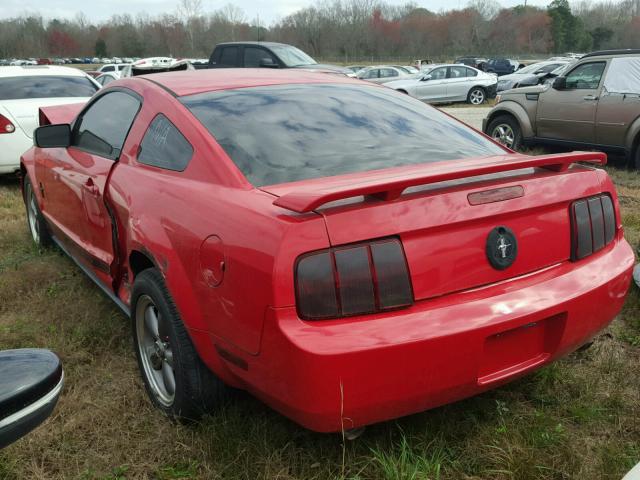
[38,103,85,126]
[272,152,607,213]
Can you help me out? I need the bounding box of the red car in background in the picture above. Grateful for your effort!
[20,69,634,432]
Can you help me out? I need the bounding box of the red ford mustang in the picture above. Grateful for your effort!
[20,69,634,432]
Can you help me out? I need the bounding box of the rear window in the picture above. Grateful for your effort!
[180,84,505,187]
[0,76,98,100]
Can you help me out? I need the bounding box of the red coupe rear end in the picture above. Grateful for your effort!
[177,78,633,431]
[23,71,634,432]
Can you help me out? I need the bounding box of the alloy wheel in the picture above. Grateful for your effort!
[135,294,176,407]
[469,89,485,105]
[491,124,515,148]
[27,185,40,244]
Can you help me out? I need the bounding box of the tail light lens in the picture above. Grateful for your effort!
[0,114,15,134]
[295,238,413,320]
[570,194,616,260]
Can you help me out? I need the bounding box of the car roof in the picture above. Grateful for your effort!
[0,65,88,78]
[581,49,640,59]
[138,68,363,97]
[215,41,294,48]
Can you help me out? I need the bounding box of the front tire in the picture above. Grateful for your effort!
[486,115,522,150]
[131,268,227,422]
[24,178,51,247]
[632,143,640,170]
[467,87,486,105]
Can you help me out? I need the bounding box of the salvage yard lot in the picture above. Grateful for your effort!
[0,163,639,480]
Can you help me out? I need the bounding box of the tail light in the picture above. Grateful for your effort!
[0,114,15,134]
[295,238,413,320]
[570,194,616,261]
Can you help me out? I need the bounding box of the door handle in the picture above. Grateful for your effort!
[583,95,598,101]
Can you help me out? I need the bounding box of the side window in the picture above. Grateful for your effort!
[565,62,606,89]
[380,68,398,78]
[449,66,468,78]
[364,69,379,79]
[99,76,114,86]
[72,91,140,159]
[430,68,447,80]
[466,67,478,77]
[102,66,114,72]
[218,47,239,67]
[244,47,277,67]
[138,114,193,172]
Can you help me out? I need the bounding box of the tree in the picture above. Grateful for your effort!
[95,38,107,57]
[591,26,613,49]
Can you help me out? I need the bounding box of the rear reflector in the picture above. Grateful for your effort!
[571,194,616,261]
[295,238,413,320]
[0,114,15,134]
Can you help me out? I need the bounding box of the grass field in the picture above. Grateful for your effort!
[0,165,639,480]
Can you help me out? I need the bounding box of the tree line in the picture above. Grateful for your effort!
[0,0,637,61]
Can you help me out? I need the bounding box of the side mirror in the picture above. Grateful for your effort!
[421,74,432,82]
[0,349,63,449]
[34,124,71,148]
[552,76,567,90]
[259,58,278,68]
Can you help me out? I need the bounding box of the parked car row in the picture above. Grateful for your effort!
[0,57,139,66]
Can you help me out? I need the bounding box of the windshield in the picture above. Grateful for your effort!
[180,84,505,187]
[0,75,98,100]
[270,45,317,67]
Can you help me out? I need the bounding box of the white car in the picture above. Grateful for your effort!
[385,64,497,105]
[120,57,194,77]
[95,72,120,87]
[357,65,420,84]
[0,66,99,174]
[97,63,130,74]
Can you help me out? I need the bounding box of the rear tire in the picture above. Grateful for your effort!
[131,268,227,422]
[467,87,486,105]
[486,115,522,151]
[24,178,51,248]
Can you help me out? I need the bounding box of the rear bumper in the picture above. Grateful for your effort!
[0,130,30,174]
[230,237,634,432]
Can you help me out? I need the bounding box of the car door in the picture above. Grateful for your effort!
[596,57,640,149]
[242,46,280,68]
[414,67,448,102]
[536,61,607,143]
[43,90,141,286]
[378,68,400,84]
[445,66,473,101]
[361,68,380,83]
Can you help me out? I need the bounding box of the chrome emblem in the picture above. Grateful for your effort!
[486,226,517,270]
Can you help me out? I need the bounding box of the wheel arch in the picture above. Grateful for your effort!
[484,102,534,138]
[625,115,640,154]
[129,249,157,279]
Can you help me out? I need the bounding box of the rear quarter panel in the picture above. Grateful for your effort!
[106,80,330,358]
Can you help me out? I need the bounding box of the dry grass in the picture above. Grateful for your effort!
[0,166,639,480]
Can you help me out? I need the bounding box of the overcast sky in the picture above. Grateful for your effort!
[3,0,553,25]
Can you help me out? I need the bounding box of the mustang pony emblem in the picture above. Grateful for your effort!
[486,226,517,270]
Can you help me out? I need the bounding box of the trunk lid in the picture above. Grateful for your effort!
[265,153,606,301]
[1,98,88,138]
